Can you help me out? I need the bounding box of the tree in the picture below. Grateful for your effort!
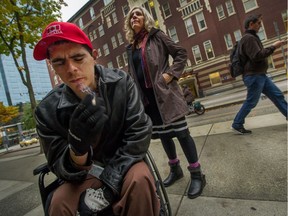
[20,102,36,129]
[0,102,19,125]
[0,0,67,112]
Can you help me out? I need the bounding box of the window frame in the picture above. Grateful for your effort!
[224,34,233,50]
[242,0,258,13]
[225,0,235,16]
[103,43,110,56]
[203,40,215,60]
[168,26,179,43]
[196,12,207,31]
[192,45,202,64]
[216,5,226,20]
[184,18,195,36]
[162,2,172,19]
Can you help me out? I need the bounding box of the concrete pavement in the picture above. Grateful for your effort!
[0,79,287,216]
[149,112,287,216]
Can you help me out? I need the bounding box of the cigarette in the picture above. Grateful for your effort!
[80,84,96,106]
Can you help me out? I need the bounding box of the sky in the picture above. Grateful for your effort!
[60,0,89,21]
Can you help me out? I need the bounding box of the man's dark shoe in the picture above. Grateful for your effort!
[232,127,252,135]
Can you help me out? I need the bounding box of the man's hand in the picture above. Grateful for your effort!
[272,40,285,49]
[68,95,108,156]
[78,186,115,214]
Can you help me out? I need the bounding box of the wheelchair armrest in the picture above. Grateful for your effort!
[33,163,50,176]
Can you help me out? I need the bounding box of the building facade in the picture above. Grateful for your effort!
[50,0,287,97]
[0,48,52,106]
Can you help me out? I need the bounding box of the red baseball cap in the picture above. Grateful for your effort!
[33,21,93,60]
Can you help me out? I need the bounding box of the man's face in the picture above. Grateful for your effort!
[48,42,97,99]
[249,18,262,33]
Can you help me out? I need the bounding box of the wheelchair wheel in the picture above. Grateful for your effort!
[195,105,205,115]
[145,151,172,216]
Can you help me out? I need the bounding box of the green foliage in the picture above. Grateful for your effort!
[0,0,67,56]
[0,0,67,112]
[0,102,19,125]
[20,102,36,130]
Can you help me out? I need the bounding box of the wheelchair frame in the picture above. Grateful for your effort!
[33,150,172,216]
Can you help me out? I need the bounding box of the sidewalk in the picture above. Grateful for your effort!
[149,112,287,216]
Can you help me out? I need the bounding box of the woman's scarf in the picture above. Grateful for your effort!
[133,28,148,49]
[133,28,152,88]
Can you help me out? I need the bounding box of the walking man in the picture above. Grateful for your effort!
[232,14,287,134]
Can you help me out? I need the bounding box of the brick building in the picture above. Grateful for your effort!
[49,0,287,97]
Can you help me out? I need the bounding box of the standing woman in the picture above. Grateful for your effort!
[124,6,206,199]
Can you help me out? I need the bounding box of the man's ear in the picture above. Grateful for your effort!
[92,49,98,60]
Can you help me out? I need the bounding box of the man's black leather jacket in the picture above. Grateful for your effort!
[34,65,152,195]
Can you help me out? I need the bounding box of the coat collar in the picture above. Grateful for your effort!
[126,27,160,50]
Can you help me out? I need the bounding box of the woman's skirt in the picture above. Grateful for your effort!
[144,88,189,139]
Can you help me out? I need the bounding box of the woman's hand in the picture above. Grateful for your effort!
[162,73,173,84]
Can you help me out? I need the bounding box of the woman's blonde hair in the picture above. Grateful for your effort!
[124,6,156,44]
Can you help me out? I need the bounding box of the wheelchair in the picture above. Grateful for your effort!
[33,150,172,216]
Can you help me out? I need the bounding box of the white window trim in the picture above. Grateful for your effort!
[242,0,259,13]
[203,40,215,60]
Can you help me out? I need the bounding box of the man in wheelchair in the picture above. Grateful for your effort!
[33,21,160,216]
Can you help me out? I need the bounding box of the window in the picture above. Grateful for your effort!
[224,34,233,49]
[162,2,171,18]
[106,16,112,28]
[90,7,95,19]
[111,36,117,49]
[234,30,242,41]
[112,12,118,24]
[242,0,258,12]
[225,0,235,16]
[204,40,215,59]
[180,0,202,17]
[257,25,266,41]
[122,4,130,17]
[98,25,105,37]
[89,32,93,41]
[192,45,202,64]
[103,43,110,56]
[184,18,195,36]
[103,0,112,6]
[78,18,83,29]
[216,5,225,20]
[117,33,124,45]
[107,61,113,68]
[282,10,288,32]
[97,48,102,57]
[196,12,207,31]
[116,55,124,68]
[179,0,188,7]
[93,30,97,40]
[168,26,179,42]
[209,72,222,86]
[123,52,128,66]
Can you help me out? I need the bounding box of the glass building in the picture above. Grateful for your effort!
[0,48,52,106]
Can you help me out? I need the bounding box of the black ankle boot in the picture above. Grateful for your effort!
[163,161,184,187]
[187,165,206,199]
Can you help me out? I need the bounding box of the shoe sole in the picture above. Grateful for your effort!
[231,127,251,135]
[163,174,184,187]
